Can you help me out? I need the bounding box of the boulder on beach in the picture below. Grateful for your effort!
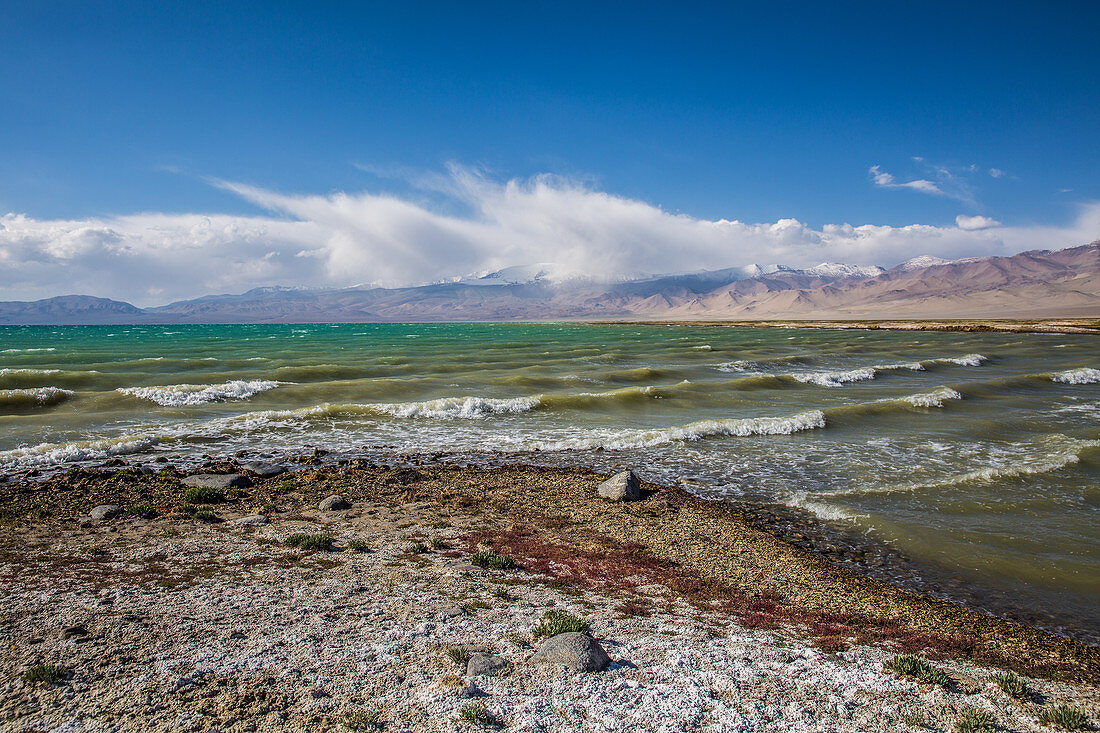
[182,474,252,490]
[529,632,611,672]
[241,462,286,478]
[319,495,351,511]
[89,505,121,521]
[466,653,510,677]
[229,515,269,527]
[597,470,640,502]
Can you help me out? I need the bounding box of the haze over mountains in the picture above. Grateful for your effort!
[1,242,1097,324]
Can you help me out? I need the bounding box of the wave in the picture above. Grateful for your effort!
[0,434,159,469]
[904,387,963,408]
[527,410,827,451]
[367,395,541,419]
[715,355,813,372]
[929,354,988,367]
[1,347,56,353]
[117,380,281,406]
[0,387,75,409]
[832,435,1100,497]
[791,367,877,388]
[1052,368,1100,385]
[0,368,61,375]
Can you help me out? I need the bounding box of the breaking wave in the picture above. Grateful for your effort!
[526,410,827,451]
[791,367,877,387]
[930,354,988,367]
[904,387,963,408]
[0,387,75,409]
[0,434,160,468]
[1052,368,1100,385]
[117,380,282,406]
[367,395,541,419]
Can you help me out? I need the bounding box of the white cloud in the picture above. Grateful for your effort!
[989,168,1006,178]
[0,167,1097,306]
[955,214,1002,230]
[869,165,945,196]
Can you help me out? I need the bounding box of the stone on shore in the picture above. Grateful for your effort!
[467,653,510,677]
[229,515,269,527]
[89,505,121,521]
[182,474,252,490]
[597,470,640,502]
[529,632,611,672]
[319,495,351,511]
[241,462,286,478]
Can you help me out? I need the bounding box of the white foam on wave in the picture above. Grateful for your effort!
[368,395,541,419]
[0,387,75,407]
[787,493,866,522]
[1052,368,1100,385]
[904,387,963,408]
[792,368,877,387]
[526,410,826,451]
[0,368,62,375]
[876,362,925,371]
[0,434,159,468]
[716,360,755,372]
[935,354,988,367]
[1,347,56,353]
[117,380,282,406]
[693,345,713,351]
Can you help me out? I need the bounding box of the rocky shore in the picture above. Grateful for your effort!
[0,460,1097,731]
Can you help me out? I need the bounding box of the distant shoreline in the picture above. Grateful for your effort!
[587,318,1100,334]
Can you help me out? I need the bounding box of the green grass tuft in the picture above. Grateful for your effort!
[1038,705,1090,731]
[446,647,471,666]
[182,486,224,504]
[22,663,66,685]
[470,550,516,570]
[955,708,996,733]
[343,707,384,731]
[284,533,333,551]
[458,702,497,727]
[532,609,589,639]
[408,541,429,554]
[429,537,445,549]
[883,654,952,687]
[992,671,1029,700]
[346,539,369,552]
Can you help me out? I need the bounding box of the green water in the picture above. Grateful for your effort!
[1,323,1098,638]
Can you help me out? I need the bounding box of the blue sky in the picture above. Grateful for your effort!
[2,1,1098,303]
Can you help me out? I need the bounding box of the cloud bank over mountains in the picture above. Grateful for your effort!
[1,166,1097,306]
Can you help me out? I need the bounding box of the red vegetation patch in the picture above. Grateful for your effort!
[462,524,1034,675]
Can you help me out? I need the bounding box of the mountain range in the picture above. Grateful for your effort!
[1,242,1098,324]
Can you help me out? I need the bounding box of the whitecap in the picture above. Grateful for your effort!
[1052,368,1100,385]
[935,354,988,367]
[527,410,826,451]
[0,368,62,375]
[0,434,159,468]
[1,347,56,353]
[791,368,876,387]
[0,387,75,407]
[117,380,282,406]
[367,395,541,419]
[904,387,963,408]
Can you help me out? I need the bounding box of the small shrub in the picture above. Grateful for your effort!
[429,537,445,549]
[955,708,996,733]
[993,671,1029,700]
[408,541,429,554]
[276,480,296,494]
[1039,705,1090,731]
[343,707,384,731]
[458,702,497,727]
[884,654,952,687]
[120,504,155,519]
[261,502,279,513]
[491,588,512,601]
[22,663,66,684]
[471,550,515,570]
[193,510,220,523]
[532,609,589,639]
[284,533,333,551]
[182,486,224,504]
[346,539,369,552]
[902,712,929,728]
[178,503,196,515]
[446,647,471,666]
